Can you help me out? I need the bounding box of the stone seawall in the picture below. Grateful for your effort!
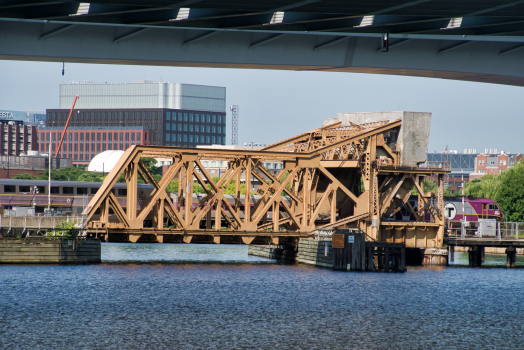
[247,244,297,262]
[0,238,101,263]
[297,239,333,268]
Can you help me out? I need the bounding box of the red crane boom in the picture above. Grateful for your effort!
[55,95,79,158]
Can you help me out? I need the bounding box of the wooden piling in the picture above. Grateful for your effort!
[506,247,517,268]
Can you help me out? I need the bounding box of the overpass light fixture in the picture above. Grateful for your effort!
[381,33,389,52]
[356,15,374,27]
[444,17,463,29]
[171,8,190,21]
[70,3,90,16]
[269,12,285,24]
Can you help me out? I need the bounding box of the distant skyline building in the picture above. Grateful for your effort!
[0,119,38,156]
[42,81,227,166]
[470,152,523,179]
[0,109,45,126]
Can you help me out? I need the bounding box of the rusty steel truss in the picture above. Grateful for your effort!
[85,118,448,247]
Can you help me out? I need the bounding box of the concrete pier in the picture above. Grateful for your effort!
[0,238,101,263]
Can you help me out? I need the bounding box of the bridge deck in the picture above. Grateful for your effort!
[446,238,524,248]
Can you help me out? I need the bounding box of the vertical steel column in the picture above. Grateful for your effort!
[245,157,251,224]
[126,160,138,223]
[186,161,193,226]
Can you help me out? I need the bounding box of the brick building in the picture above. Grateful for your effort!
[470,152,523,179]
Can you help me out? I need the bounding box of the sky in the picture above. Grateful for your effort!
[0,59,522,154]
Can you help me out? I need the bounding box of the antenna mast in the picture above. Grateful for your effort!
[230,105,239,146]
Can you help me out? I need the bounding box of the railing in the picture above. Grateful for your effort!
[0,215,86,232]
[447,221,524,240]
[399,160,451,171]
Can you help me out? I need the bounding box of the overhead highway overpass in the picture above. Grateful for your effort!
[2,1,524,85]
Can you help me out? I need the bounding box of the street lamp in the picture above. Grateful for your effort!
[31,185,39,213]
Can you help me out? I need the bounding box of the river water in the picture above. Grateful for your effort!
[2,243,524,349]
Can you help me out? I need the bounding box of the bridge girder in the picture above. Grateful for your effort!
[85,118,447,247]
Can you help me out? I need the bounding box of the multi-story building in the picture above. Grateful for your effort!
[40,81,227,166]
[0,110,46,126]
[470,152,523,179]
[39,127,149,167]
[0,119,38,156]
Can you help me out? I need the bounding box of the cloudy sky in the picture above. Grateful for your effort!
[0,59,522,154]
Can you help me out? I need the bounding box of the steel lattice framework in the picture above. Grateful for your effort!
[85,118,448,247]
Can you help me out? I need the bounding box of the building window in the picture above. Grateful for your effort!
[189,125,193,132]
[212,126,216,133]
[166,133,170,141]
[206,136,210,144]
[490,161,495,165]
[189,113,194,122]
[195,125,199,132]
[195,135,199,143]
[178,112,183,121]
[195,114,200,122]
[184,124,188,131]
[212,136,216,144]
[189,135,193,142]
[178,134,182,142]
[206,114,211,123]
[184,113,188,121]
[218,126,221,133]
[167,112,170,120]
[167,124,170,131]
[137,133,141,144]
[206,126,210,133]
[212,115,216,123]
[178,124,182,131]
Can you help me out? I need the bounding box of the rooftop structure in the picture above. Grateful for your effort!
[60,81,226,113]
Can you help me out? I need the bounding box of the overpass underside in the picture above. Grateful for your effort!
[85,117,448,247]
[4,0,524,86]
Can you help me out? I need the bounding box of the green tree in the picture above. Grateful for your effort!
[12,173,37,180]
[77,172,106,182]
[54,220,77,238]
[464,175,500,199]
[411,178,437,196]
[495,161,524,222]
[167,178,179,193]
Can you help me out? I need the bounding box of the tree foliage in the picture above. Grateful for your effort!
[12,173,38,180]
[495,161,524,222]
[54,219,77,238]
[464,175,500,199]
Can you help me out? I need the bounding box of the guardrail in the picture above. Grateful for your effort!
[0,215,87,236]
[447,221,524,240]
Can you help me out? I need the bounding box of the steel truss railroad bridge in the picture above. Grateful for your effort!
[85,118,448,247]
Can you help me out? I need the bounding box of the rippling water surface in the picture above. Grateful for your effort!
[2,243,524,349]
